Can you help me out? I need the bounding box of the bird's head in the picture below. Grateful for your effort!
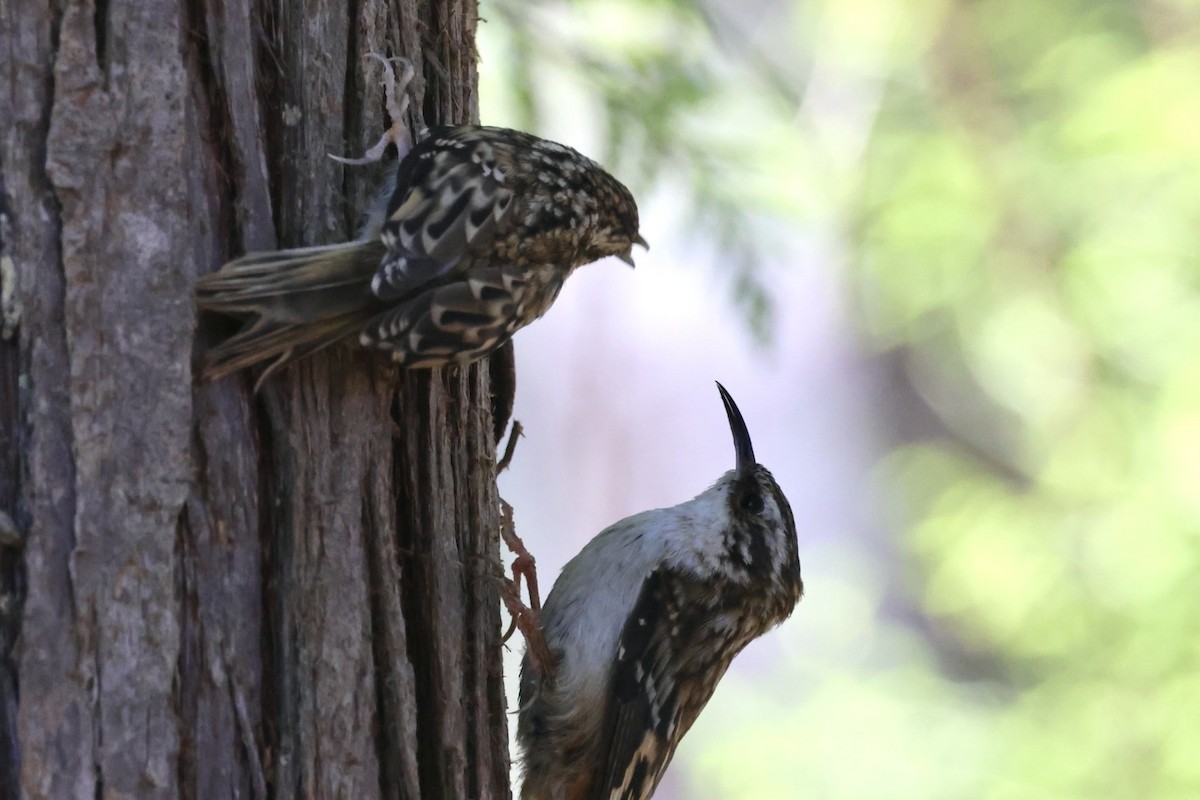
[710,383,803,613]
[590,172,648,267]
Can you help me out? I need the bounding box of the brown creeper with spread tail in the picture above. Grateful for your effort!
[517,383,803,800]
[195,56,646,387]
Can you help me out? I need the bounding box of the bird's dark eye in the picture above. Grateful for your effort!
[740,491,765,514]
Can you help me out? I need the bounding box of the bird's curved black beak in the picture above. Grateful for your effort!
[716,382,755,475]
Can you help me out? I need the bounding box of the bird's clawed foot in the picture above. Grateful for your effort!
[331,53,416,165]
[499,498,555,677]
[497,420,523,474]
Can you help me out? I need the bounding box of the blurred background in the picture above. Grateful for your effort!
[481,0,1200,797]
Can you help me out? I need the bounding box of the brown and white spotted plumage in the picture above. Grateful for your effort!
[358,125,644,367]
[517,384,803,800]
[195,123,645,386]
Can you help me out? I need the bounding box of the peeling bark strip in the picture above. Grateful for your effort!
[21,0,193,797]
[2,0,508,798]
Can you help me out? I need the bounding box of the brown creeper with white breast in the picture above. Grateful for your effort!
[517,383,803,800]
[195,56,646,388]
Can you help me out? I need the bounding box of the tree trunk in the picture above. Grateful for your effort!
[0,1,512,797]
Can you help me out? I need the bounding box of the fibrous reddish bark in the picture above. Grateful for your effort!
[0,0,509,797]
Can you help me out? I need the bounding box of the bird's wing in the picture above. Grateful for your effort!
[373,134,518,300]
[361,264,528,367]
[590,568,696,800]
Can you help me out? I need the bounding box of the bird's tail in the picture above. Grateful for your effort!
[196,240,387,388]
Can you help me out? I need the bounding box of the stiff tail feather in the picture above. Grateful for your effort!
[196,240,387,389]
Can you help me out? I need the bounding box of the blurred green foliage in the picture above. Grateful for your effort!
[851,1,1200,796]
[481,0,1200,796]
